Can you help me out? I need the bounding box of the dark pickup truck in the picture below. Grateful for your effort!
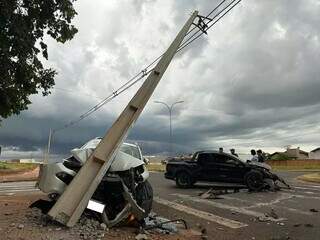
[165,150,288,191]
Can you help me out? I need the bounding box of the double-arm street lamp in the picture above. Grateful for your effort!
[154,100,184,156]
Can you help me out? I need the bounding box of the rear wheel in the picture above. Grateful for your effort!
[244,170,264,191]
[176,171,192,188]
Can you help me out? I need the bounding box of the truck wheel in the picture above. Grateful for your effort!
[176,171,192,188]
[244,170,264,191]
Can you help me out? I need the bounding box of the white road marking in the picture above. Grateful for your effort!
[172,194,286,222]
[294,186,319,190]
[154,197,248,229]
[221,194,312,216]
[0,181,39,194]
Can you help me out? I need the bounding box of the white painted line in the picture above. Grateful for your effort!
[172,194,286,222]
[222,194,312,216]
[294,186,320,192]
[154,197,248,229]
[0,188,39,193]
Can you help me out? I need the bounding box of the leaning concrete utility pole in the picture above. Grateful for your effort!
[48,11,199,227]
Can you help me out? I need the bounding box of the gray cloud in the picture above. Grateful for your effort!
[1,0,320,159]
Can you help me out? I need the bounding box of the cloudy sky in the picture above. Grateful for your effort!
[1,0,320,160]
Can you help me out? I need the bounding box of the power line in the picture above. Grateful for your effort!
[53,68,154,132]
[178,0,241,53]
[53,0,242,133]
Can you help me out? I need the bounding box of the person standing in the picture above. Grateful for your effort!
[219,147,223,153]
[230,148,239,157]
[257,149,265,163]
[250,149,258,162]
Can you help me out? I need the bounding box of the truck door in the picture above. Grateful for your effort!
[212,154,246,183]
[197,153,220,181]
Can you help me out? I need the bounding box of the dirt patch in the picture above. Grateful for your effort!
[297,173,320,183]
[0,192,201,240]
[0,167,39,182]
[147,164,166,172]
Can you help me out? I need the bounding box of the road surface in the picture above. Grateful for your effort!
[0,171,319,240]
[149,171,320,240]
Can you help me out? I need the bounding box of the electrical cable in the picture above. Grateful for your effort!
[53,0,241,132]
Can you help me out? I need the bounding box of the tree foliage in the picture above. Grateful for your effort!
[0,0,78,120]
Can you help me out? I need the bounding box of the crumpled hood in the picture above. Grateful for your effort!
[70,142,144,172]
[248,161,272,171]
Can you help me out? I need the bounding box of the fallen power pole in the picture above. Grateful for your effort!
[48,10,199,227]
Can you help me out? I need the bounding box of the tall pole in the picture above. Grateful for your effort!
[48,11,198,227]
[45,129,52,164]
[154,101,184,156]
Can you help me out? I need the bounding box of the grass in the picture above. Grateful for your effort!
[297,173,320,183]
[146,163,166,172]
[0,162,38,174]
[271,165,320,171]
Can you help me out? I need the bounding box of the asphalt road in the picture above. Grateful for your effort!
[149,171,320,240]
[0,172,319,240]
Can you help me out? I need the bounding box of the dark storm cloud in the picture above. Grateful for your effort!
[1,0,320,158]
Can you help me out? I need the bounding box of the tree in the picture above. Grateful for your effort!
[0,0,78,121]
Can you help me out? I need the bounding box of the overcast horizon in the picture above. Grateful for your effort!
[1,0,320,160]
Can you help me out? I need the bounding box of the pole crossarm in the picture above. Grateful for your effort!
[47,10,199,227]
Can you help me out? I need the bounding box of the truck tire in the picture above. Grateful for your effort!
[176,171,192,188]
[244,170,264,191]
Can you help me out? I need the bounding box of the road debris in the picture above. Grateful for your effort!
[143,213,187,233]
[135,233,149,240]
[199,189,222,199]
[17,223,25,229]
[277,222,285,226]
[304,223,314,228]
[309,208,318,213]
[269,208,279,219]
[198,188,242,199]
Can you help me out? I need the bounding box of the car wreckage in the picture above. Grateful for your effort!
[37,137,153,227]
[165,150,290,191]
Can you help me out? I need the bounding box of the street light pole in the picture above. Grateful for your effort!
[154,100,184,156]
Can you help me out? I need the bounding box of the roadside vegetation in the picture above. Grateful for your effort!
[297,173,320,183]
[271,165,320,171]
[0,162,38,174]
[146,163,166,172]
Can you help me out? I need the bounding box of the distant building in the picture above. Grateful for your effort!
[270,147,308,160]
[285,147,308,159]
[19,159,37,163]
[309,148,320,159]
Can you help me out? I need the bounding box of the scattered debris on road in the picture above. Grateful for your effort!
[0,193,201,240]
[143,213,187,233]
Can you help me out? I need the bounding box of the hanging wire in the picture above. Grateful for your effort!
[53,0,242,133]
